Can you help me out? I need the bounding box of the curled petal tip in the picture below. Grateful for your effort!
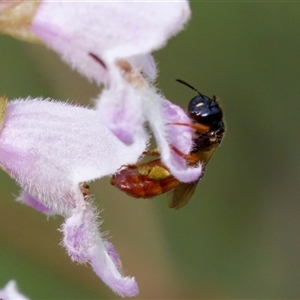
[168,163,203,183]
[90,242,139,298]
[61,199,139,297]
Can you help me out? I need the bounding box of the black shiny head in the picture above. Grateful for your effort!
[188,94,223,126]
[176,79,223,128]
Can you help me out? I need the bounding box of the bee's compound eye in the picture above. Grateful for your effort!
[188,95,223,125]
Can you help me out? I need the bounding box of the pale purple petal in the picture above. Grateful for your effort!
[61,194,97,263]
[0,281,30,300]
[161,99,193,154]
[61,193,138,297]
[104,241,122,272]
[31,1,190,83]
[95,66,146,144]
[90,240,138,298]
[146,95,203,183]
[0,99,147,215]
[17,190,55,215]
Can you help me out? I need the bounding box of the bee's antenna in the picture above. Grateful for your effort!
[176,79,204,97]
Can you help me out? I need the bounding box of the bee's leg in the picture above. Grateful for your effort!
[115,148,161,172]
[167,122,209,134]
[142,147,161,157]
[116,163,137,171]
[79,182,91,200]
[170,145,200,164]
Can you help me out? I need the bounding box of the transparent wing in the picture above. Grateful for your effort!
[169,182,198,210]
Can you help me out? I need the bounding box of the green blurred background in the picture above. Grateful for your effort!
[0,2,300,299]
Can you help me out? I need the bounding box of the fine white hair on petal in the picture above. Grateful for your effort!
[0,98,148,215]
[0,280,30,300]
[126,54,157,81]
[61,192,99,263]
[31,1,190,84]
[61,193,138,297]
[17,190,56,215]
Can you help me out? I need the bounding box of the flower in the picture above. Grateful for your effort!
[0,0,202,182]
[0,96,148,296]
[0,1,204,297]
[29,1,202,183]
[0,95,197,297]
[0,280,30,300]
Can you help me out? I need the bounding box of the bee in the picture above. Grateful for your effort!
[110,79,225,209]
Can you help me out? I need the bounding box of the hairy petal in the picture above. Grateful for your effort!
[17,190,55,215]
[90,240,138,298]
[161,99,193,154]
[31,1,190,84]
[95,66,146,144]
[61,194,138,297]
[146,96,203,182]
[61,194,98,263]
[0,99,147,215]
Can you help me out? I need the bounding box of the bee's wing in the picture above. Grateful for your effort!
[168,182,198,210]
[168,146,215,210]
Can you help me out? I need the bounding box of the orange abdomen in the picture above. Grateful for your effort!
[110,165,179,198]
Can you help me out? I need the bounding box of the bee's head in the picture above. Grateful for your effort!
[187,94,223,127]
[176,79,223,129]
